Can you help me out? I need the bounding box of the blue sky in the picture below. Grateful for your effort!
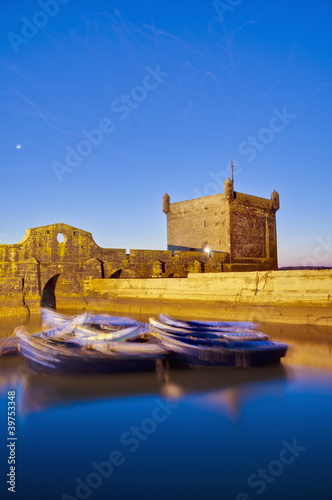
[1,0,331,267]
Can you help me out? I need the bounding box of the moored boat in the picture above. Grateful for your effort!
[4,310,288,371]
[150,316,269,341]
[41,308,139,330]
[40,308,149,344]
[15,326,166,374]
[149,314,288,368]
[158,313,259,331]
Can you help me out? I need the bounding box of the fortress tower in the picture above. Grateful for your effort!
[163,180,279,271]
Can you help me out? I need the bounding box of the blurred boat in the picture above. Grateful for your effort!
[2,310,287,371]
[0,308,153,364]
[15,326,165,374]
[158,313,259,331]
[41,308,138,330]
[150,316,269,341]
[149,315,287,368]
[43,323,150,345]
[40,308,149,344]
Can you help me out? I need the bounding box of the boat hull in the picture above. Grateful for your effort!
[150,314,288,368]
[162,339,287,368]
[17,328,164,374]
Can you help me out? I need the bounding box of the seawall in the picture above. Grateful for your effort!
[78,270,332,326]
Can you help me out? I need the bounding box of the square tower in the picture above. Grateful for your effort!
[163,181,279,270]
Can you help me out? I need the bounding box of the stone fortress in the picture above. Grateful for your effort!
[0,178,279,311]
[163,178,279,270]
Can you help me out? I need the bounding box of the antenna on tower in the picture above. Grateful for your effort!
[231,161,234,186]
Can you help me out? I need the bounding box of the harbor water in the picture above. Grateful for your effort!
[1,311,332,500]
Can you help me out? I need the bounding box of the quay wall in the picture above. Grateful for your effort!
[1,269,331,326]
[79,270,332,326]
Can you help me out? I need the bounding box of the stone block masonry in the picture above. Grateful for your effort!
[163,179,279,270]
[0,223,228,312]
[84,270,332,326]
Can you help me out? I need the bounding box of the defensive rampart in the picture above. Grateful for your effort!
[82,270,332,326]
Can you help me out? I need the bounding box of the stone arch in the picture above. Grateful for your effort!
[109,269,138,279]
[109,269,122,279]
[167,272,181,278]
[41,274,60,309]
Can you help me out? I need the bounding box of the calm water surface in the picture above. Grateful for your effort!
[1,311,332,500]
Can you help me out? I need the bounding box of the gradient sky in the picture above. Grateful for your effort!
[1,0,331,267]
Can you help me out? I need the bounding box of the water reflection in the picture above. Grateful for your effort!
[260,321,332,371]
[1,313,332,500]
[161,364,288,422]
[0,313,41,338]
[0,355,287,418]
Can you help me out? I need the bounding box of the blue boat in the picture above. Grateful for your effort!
[149,315,288,368]
[150,316,269,341]
[15,326,165,374]
[41,308,139,330]
[11,310,164,373]
[158,313,259,331]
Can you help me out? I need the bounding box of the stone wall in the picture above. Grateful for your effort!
[83,270,332,326]
[230,192,277,265]
[166,193,231,252]
[0,223,229,309]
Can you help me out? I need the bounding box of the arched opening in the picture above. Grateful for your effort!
[109,269,138,279]
[41,274,60,309]
[110,269,122,279]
